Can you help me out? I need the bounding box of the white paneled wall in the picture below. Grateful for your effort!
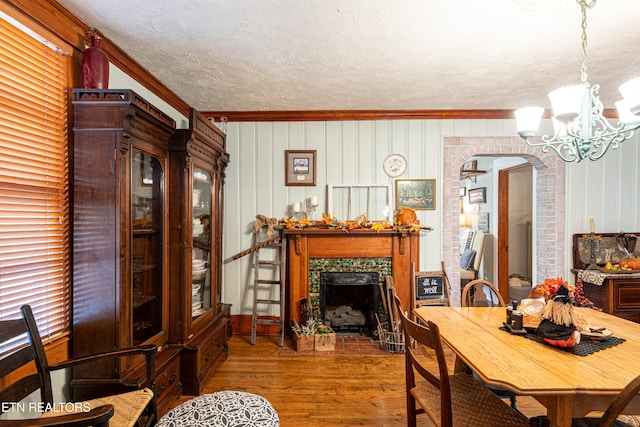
[222,119,640,315]
[565,137,640,236]
[224,119,514,315]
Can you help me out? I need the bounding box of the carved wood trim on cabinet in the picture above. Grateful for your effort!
[71,89,176,400]
[168,109,231,395]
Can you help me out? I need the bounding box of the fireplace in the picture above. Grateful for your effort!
[284,229,420,334]
[320,272,379,335]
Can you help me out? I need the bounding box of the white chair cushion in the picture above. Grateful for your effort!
[157,391,280,427]
[459,269,477,280]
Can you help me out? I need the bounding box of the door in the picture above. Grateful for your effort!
[498,164,532,302]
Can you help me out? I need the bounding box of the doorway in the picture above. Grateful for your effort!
[442,136,565,307]
[498,164,533,302]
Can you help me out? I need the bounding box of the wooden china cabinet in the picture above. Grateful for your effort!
[168,108,231,395]
[71,89,182,414]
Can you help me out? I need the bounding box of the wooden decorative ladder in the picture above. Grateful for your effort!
[250,227,285,346]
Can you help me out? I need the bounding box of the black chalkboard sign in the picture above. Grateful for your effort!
[416,273,445,300]
[411,262,450,309]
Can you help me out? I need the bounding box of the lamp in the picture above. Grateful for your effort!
[515,0,640,163]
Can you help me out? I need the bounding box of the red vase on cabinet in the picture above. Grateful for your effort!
[82,34,109,89]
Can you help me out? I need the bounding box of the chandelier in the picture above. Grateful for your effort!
[514,0,640,163]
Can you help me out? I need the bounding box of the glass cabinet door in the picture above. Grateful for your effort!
[192,166,212,319]
[131,150,164,344]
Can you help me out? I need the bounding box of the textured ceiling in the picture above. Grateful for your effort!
[56,0,640,112]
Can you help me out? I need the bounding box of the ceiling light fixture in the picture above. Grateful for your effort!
[514,0,640,163]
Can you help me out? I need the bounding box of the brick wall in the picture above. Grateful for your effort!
[443,136,566,305]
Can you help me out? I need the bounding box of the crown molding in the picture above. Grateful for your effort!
[202,109,620,122]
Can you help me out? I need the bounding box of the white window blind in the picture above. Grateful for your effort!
[0,14,71,347]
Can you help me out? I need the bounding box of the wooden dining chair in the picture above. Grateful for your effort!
[460,279,518,409]
[393,295,530,427]
[530,374,640,427]
[461,279,506,308]
[0,305,157,427]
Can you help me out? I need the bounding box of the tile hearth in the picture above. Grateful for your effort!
[279,336,395,356]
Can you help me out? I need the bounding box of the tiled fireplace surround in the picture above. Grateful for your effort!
[309,258,392,327]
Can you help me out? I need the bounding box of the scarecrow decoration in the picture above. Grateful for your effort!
[536,285,581,348]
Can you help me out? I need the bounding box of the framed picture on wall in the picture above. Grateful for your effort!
[462,160,477,171]
[395,179,436,210]
[383,153,407,177]
[459,187,466,197]
[285,150,316,186]
[478,212,489,232]
[468,187,486,204]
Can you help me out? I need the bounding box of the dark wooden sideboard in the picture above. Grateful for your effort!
[572,233,640,323]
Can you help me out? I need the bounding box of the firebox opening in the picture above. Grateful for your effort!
[320,272,380,336]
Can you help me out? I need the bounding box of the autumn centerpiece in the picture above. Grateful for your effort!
[528,277,600,310]
[536,285,581,348]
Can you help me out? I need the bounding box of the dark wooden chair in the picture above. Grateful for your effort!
[393,295,529,427]
[0,305,157,427]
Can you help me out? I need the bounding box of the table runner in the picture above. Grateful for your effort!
[499,326,626,356]
[577,269,640,286]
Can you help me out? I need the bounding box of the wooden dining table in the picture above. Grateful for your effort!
[413,306,640,427]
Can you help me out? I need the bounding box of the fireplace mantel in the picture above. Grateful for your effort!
[284,229,420,330]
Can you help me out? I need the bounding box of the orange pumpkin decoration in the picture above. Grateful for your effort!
[395,207,417,226]
[528,285,546,299]
[620,258,639,270]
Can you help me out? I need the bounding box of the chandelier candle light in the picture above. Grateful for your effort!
[515,0,640,163]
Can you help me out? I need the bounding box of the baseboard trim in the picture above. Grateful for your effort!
[231,314,281,336]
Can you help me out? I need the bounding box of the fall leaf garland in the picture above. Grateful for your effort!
[278,212,432,233]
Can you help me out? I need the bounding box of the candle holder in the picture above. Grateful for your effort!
[291,203,304,221]
[305,198,319,220]
[584,232,601,270]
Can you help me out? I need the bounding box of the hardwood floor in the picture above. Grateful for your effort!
[167,334,546,426]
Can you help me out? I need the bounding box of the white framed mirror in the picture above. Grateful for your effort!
[327,184,392,221]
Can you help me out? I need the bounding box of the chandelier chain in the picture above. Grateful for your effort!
[578,0,596,83]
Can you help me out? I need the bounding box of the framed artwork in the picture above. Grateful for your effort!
[395,179,436,210]
[285,150,316,186]
[459,187,466,197]
[469,187,486,204]
[462,160,477,171]
[383,153,407,177]
[478,212,489,232]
